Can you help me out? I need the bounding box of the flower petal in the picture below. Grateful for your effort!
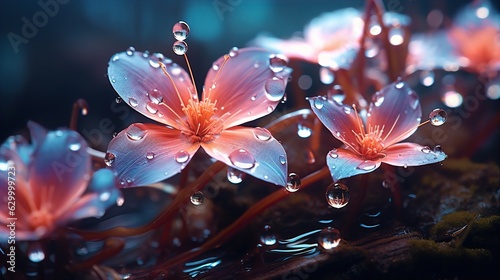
[367,81,422,146]
[108,50,196,128]
[308,96,361,147]
[202,48,292,128]
[28,129,91,211]
[201,127,288,186]
[326,147,381,182]
[382,142,447,167]
[106,123,200,187]
[250,35,318,63]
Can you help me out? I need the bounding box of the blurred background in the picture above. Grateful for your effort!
[0,0,497,159]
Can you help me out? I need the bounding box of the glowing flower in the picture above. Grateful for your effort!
[251,8,363,68]
[106,48,292,187]
[309,81,447,182]
[448,1,500,75]
[0,122,120,241]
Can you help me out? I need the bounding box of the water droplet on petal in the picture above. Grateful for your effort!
[433,145,443,153]
[328,150,339,159]
[212,63,219,71]
[260,225,277,246]
[149,89,163,104]
[326,182,350,209]
[253,127,272,141]
[112,55,120,62]
[408,91,419,110]
[356,161,377,171]
[190,191,204,205]
[314,97,325,109]
[373,95,384,107]
[28,243,45,263]
[115,97,122,103]
[126,46,135,56]
[126,124,147,141]
[269,54,288,73]
[142,50,150,58]
[175,150,190,163]
[172,21,190,41]
[104,152,116,166]
[286,173,301,192]
[146,102,158,114]
[421,146,431,153]
[128,98,138,108]
[229,47,239,57]
[68,142,81,152]
[146,152,155,160]
[297,123,312,138]
[279,155,286,165]
[149,59,160,68]
[229,149,255,169]
[317,227,341,250]
[227,167,244,184]
[429,108,447,126]
[264,77,285,101]
[343,106,352,114]
[395,81,405,89]
[173,41,188,55]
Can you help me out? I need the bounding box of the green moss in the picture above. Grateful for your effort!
[430,211,477,238]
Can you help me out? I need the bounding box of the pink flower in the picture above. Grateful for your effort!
[106,48,292,187]
[309,81,447,182]
[251,8,363,68]
[0,122,120,241]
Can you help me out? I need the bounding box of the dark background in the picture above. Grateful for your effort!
[0,0,493,151]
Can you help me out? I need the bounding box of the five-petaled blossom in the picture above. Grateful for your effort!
[309,81,447,182]
[251,8,363,69]
[0,122,120,242]
[106,47,292,187]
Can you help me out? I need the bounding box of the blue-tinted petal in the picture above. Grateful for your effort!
[106,123,200,188]
[28,129,91,210]
[201,127,288,186]
[382,142,447,167]
[326,147,381,182]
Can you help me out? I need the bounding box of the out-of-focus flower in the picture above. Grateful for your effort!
[251,8,363,69]
[0,122,120,241]
[309,81,447,182]
[448,0,500,75]
[106,48,292,187]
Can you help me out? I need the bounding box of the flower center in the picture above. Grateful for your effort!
[28,209,53,234]
[353,125,386,160]
[181,98,224,143]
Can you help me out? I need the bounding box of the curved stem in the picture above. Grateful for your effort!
[70,99,88,130]
[145,166,330,275]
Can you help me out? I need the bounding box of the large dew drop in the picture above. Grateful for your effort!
[172,21,190,41]
[228,149,255,169]
[126,124,147,141]
[356,161,377,171]
[253,127,272,141]
[285,173,301,192]
[269,54,288,73]
[175,150,190,163]
[264,77,285,101]
[227,167,244,184]
[326,182,350,209]
[259,225,277,246]
[429,108,447,126]
[190,191,204,206]
[104,152,116,167]
[317,227,341,250]
[173,41,188,55]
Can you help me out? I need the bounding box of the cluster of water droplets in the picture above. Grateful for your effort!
[325,182,350,208]
[172,21,190,55]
